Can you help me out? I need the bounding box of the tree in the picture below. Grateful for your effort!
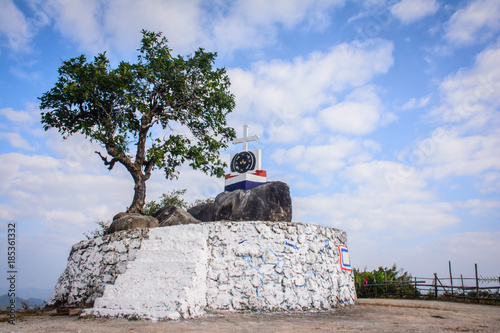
[40,30,236,213]
[143,189,189,216]
[143,189,215,216]
[353,264,419,298]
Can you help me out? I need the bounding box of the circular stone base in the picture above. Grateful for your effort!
[50,221,356,320]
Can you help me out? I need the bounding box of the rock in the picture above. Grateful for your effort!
[187,202,215,222]
[214,181,292,222]
[112,212,128,221]
[106,213,158,235]
[153,205,201,227]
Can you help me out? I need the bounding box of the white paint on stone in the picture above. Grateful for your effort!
[51,221,356,321]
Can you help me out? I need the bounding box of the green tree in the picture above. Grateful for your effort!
[353,264,419,298]
[143,189,190,216]
[143,189,215,216]
[83,220,111,240]
[40,30,236,214]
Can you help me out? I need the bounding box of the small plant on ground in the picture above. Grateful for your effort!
[84,220,112,239]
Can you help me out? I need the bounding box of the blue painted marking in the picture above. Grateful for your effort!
[239,240,247,244]
[245,254,264,278]
[225,180,266,192]
[340,247,351,269]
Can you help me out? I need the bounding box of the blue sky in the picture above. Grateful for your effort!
[1,0,499,294]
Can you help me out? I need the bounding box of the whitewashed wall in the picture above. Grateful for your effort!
[50,221,356,320]
[205,222,356,312]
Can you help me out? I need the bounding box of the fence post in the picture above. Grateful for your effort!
[434,273,438,298]
[384,272,388,294]
[449,261,454,296]
[414,276,417,298]
[475,263,479,298]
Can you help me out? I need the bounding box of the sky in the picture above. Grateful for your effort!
[1,0,500,296]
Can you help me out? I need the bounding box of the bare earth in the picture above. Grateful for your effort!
[3,299,500,333]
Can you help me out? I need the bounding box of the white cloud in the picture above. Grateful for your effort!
[401,94,431,110]
[0,105,39,125]
[352,231,500,278]
[458,199,500,216]
[419,129,500,181]
[435,42,500,127]
[476,172,500,194]
[444,0,500,46]
[415,43,500,184]
[294,160,459,234]
[0,132,34,150]
[271,136,383,187]
[0,0,31,52]
[319,85,385,135]
[273,137,355,175]
[49,0,109,54]
[102,0,204,55]
[209,0,343,54]
[391,0,439,24]
[27,0,344,57]
[228,39,394,142]
[0,152,131,228]
[433,232,500,273]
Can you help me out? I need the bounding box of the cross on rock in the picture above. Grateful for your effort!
[233,124,258,151]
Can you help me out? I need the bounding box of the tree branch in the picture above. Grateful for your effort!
[144,157,156,180]
[135,111,153,170]
[95,151,119,170]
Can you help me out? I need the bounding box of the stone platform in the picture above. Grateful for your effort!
[49,221,356,320]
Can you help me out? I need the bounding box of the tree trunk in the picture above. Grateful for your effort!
[127,174,147,214]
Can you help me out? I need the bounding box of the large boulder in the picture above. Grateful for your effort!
[187,202,215,222]
[105,213,159,235]
[153,205,201,227]
[213,181,292,222]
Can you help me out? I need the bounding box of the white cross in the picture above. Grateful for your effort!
[233,124,258,151]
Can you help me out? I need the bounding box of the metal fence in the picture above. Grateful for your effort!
[357,262,500,301]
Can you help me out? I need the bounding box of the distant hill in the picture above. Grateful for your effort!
[0,287,52,301]
[0,294,46,310]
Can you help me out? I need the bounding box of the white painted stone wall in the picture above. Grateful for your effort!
[50,221,356,320]
[49,228,149,307]
[205,222,356,312]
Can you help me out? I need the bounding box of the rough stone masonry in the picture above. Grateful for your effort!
[49,221,356,320]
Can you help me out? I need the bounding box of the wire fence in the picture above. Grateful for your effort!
[356,262,500,302]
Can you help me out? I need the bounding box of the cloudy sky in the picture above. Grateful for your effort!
[1,0,499,296]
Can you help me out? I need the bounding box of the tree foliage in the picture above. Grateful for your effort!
[143,189,190,216]
[83,220,111,240]
[143,189,215,216]
[40,30,236,213]
[353,264,419,298]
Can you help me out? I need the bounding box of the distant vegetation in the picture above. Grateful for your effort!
[354,265,500,304]
[0,294,45,310]
[353,265,419,298]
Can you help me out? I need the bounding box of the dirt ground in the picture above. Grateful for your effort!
[2,299,499,333]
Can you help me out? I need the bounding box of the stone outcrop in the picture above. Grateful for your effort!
[187,202,215,222]
[213,181,292,222]
[104,181,292,235]
[105,213,158,235]
[153,205,201,227]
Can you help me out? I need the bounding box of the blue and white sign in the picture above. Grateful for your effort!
[338,245,351,271]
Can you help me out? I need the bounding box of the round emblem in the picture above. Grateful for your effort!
[231,151,256,173]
